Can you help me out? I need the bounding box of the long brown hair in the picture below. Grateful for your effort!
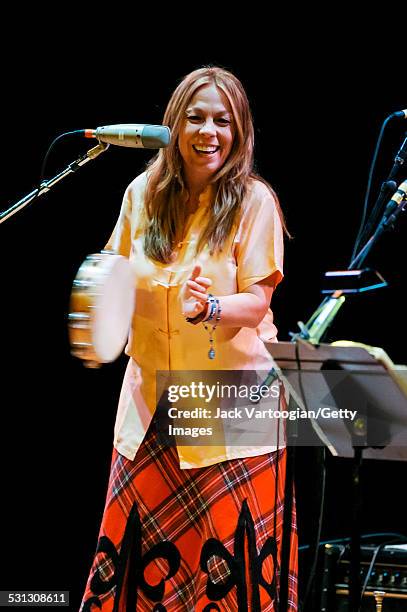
[143,66,288,263]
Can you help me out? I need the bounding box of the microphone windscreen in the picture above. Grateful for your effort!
[141,125,171,148]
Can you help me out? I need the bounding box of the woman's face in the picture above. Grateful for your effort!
[178,83,234,186]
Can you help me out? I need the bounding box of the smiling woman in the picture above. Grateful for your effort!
[80,66,297,611]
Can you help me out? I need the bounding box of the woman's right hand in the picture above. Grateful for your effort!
[181,264,212,318]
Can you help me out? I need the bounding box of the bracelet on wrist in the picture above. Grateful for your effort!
[202,297,222,359]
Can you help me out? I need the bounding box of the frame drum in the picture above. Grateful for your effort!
[68,251,135,367]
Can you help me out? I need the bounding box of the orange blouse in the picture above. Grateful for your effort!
[106,172,285,468]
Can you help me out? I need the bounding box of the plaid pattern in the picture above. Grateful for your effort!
[81,422,298,611]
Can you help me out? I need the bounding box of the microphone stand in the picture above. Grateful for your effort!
[350,180,407,269]
[0,142,109,225]
[292,178,406,347]
[292,136,406,347]
[353,134,406,256]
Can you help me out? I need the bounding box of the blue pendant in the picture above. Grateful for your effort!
[208,348,215,359]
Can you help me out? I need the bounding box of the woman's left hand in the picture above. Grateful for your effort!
[181,264,212,317]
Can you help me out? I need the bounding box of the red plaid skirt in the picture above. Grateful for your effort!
[80,422,298,611]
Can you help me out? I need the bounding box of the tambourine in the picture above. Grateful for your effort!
[68,251,135,367]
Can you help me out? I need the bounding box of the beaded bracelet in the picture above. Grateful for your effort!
[202,294,217,322]
[185,293,222,359]
[203,298,222,359]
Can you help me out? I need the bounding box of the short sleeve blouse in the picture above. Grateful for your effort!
[106,172,285,468]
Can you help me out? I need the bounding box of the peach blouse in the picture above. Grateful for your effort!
[106,172,285,468]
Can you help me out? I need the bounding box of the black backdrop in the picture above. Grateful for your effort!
[1,28,406,610]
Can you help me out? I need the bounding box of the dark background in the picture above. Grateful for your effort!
[1,24,405,610]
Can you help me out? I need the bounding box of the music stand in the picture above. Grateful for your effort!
[265,340,407,612]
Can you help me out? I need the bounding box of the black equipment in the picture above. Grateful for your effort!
[319,543,407,611]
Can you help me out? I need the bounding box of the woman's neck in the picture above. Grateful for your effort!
[185,193,200,215]
[184,182,209,214]
[183,167,212,197]
[188,183,208,199]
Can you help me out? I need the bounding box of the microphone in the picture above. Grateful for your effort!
[382,179,407,219]
[389,109,407,120]
[84,124,171,148]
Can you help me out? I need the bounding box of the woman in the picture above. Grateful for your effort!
[81,66,297,611]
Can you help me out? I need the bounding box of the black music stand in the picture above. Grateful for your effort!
[265,340,407,612]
